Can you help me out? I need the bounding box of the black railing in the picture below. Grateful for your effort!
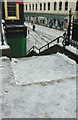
[26,36,64,55]
[27,46,39,54]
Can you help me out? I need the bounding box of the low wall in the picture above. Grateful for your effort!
[37,44,78,64]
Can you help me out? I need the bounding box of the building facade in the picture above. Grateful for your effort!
[24,0,78,30]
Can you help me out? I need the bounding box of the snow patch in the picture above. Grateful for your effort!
[0,56,10,60]
[0,45,10,50]
[57,43,78,55]
[11,53,76,86]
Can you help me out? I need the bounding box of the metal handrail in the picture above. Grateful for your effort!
[39,36,63,52]
[26,45,39,54]
[26,36,64,55]
[33,46,39,51]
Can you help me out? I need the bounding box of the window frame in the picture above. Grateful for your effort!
[44,3,46,10]
[59,1,62,10]
[32,4,34,10]
[65,1,68,11]
[26,4,27,10]
[48,2,50,10]
[36,3,37,10]
[4,0,19,20]
[54,2,57,10]
[40,3,42,10]
[76,1,78,11]
[29,4,31,10]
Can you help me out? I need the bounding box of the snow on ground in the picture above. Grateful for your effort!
[25,22,64,38]
[0,22,78,118]
[11,52,76,86]
[1,53,77,118]
[0,69,2,119]
[25,22,64,50]
[25,22,78,56]
[66,45,78,55]
[58,43,78,55]
[0,45,10,50]
[0,33,2,119]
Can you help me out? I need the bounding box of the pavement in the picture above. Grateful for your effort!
[0,23,77,118]
[0,55,77,118]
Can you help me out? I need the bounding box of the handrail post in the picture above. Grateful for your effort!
[1,33,4,45]
[39,49,40,53]
[57,38,59,43]
[47,43,49,48]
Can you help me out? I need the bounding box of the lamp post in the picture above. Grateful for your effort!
[67,9,72,45]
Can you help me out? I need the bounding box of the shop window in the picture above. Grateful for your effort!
[32,4,34,10]
[65,1,68,10]
[40,3,42,10]
[76,1,78,11]
[36,4,37,10]
[59,1,62,10]
[4,0,19,20]
[54,2,57,10]
[29,4,31,10]
[54,19,56,24]
[29,16,31,21]
[48,2,50,10]
[44,3,46,10]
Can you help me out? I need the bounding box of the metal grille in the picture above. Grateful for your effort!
[7,2,16,16]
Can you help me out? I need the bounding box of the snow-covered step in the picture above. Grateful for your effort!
[0,45,11,60]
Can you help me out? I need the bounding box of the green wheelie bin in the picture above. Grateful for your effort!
[5,24,27,58]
